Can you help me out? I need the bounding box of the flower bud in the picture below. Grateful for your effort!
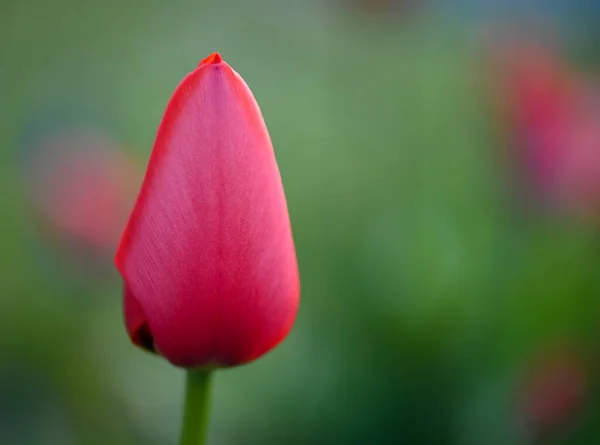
[116,53,300,368]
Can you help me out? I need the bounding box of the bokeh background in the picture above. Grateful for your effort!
[3,1,600,444]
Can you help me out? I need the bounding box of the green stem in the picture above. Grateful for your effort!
[179,370,214,445]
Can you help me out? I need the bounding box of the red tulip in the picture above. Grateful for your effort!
[115,53,300,368]
[488,38,600,218]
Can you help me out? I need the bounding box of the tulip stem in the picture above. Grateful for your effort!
[180,369,214,445]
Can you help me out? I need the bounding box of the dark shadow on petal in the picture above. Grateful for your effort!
[124,284,158,355]
[131,322,157,354]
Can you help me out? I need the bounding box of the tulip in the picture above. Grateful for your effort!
[489,39,600,219]
[116,52,300,370]
[116,52,300,444]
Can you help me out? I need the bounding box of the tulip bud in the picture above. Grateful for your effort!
[115,53,300,369]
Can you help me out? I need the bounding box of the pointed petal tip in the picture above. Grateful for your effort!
[200,52,223,66]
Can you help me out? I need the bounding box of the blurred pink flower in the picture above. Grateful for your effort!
[518,346,586,439]
[25,128,140,256]
[488,36,600,219]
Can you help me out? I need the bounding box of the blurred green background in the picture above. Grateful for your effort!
[3,1,600,444]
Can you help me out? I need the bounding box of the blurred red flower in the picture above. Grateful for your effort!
[518,346,586,439]
[25,129,139,256]
[487,35,600,220]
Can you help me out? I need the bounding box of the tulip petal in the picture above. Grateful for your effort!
[124,285,156,353]
[116,54,299,368]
